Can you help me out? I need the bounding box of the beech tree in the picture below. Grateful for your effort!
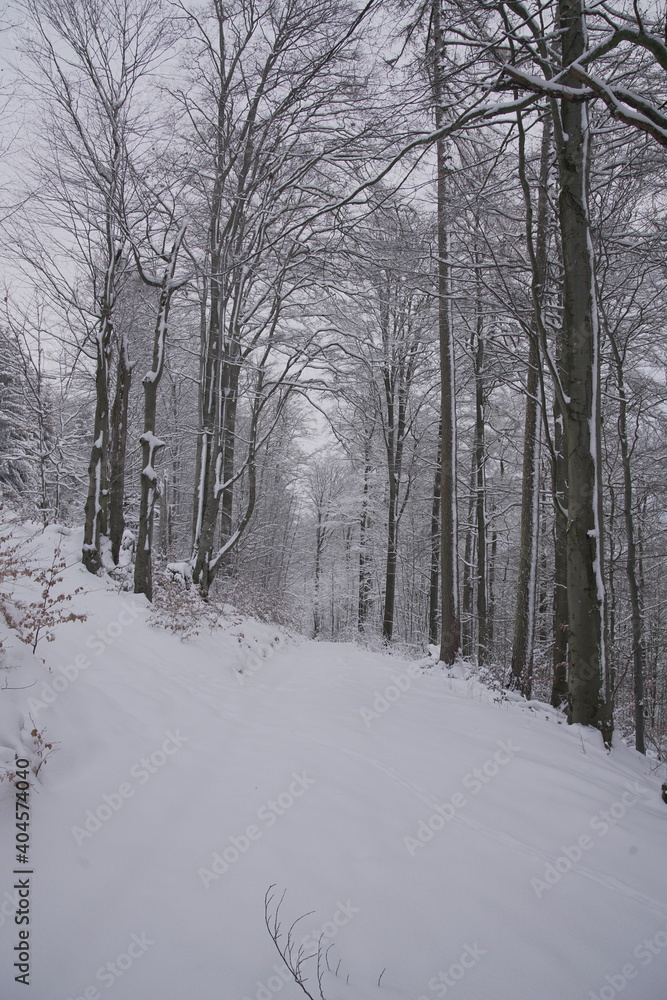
[177,0,378,595]
[430,0,460,663]
[133,226,187,601]
[509,112,551,697]
[16,0,170,572]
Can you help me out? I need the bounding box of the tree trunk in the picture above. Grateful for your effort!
[558,0,612,743]
[551,405,569,708]
[428,428,441,646]
[358,440,373,633]
[158,470,170,562]
[191,272,209,546]
[313,513,324,637]
[487,527,497,653]
[608,330,646,754]
[461,448,476,658]
[218,350,241,574]
[473,322,487,664]
[433,0,459,664]
[191,94,226,597]
[382,466,399,643]
[134,229,185,602]
[510,112,551,695]
[109,332,132,565]
[82,247,121,574]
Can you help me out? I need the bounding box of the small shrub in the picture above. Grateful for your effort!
[217,576,301,630]
[1,721,59,787]
[148,579,221,640]
[0,535,85,657]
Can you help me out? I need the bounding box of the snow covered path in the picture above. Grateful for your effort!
[1,560,666,1000]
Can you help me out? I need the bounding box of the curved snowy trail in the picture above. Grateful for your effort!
[1,576,666,1000]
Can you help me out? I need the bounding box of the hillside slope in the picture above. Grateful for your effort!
[0,524,666,1000]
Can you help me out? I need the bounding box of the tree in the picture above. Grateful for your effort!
[554,0,612,741]
[430,0,460,663]
[0,326,45,504]
[504,3,667,149]
[181,0,378,596]
[479,0,614,740]
[133,226,187,601]
[17,0,170,572]
[509,112,551,697]
[322,198,437,644]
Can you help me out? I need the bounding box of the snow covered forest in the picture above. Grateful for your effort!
[1,0,665,753]
[1,3,667,996]
[2,0,667,770]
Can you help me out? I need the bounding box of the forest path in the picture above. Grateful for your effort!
[0,570,665,1000]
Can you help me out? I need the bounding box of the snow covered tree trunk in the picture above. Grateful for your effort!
[109,331,132,565]
[313,510,325,637]
[192,346,239,595]
[487,526,497,652]
[551,397,569,708]
[433,0,459,664]
[191,251,224,596]
[191,73,227,597]
[382,461,399,643]
[461,448,477,659]
[134,229,185,601]
[379,277,411,645]
[428,428,441,647]
[510,336,541,696]
[473,297,487,664]
[510,113,550,696]
[358,439,373,634]
[558,0,612,742]
[218,350,241,565]
[158,470,170,562]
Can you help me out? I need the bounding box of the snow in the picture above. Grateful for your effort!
[0,525,666,1000]
[139,432,166,452]
[165,561,193,583]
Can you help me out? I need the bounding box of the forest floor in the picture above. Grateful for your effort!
[0,520,666,1000]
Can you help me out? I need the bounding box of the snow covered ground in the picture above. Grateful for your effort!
[0,523,666,1000]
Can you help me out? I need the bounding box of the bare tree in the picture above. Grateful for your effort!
[16,0,170,572]
[179,0,378,596]
[133,225,187,601]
